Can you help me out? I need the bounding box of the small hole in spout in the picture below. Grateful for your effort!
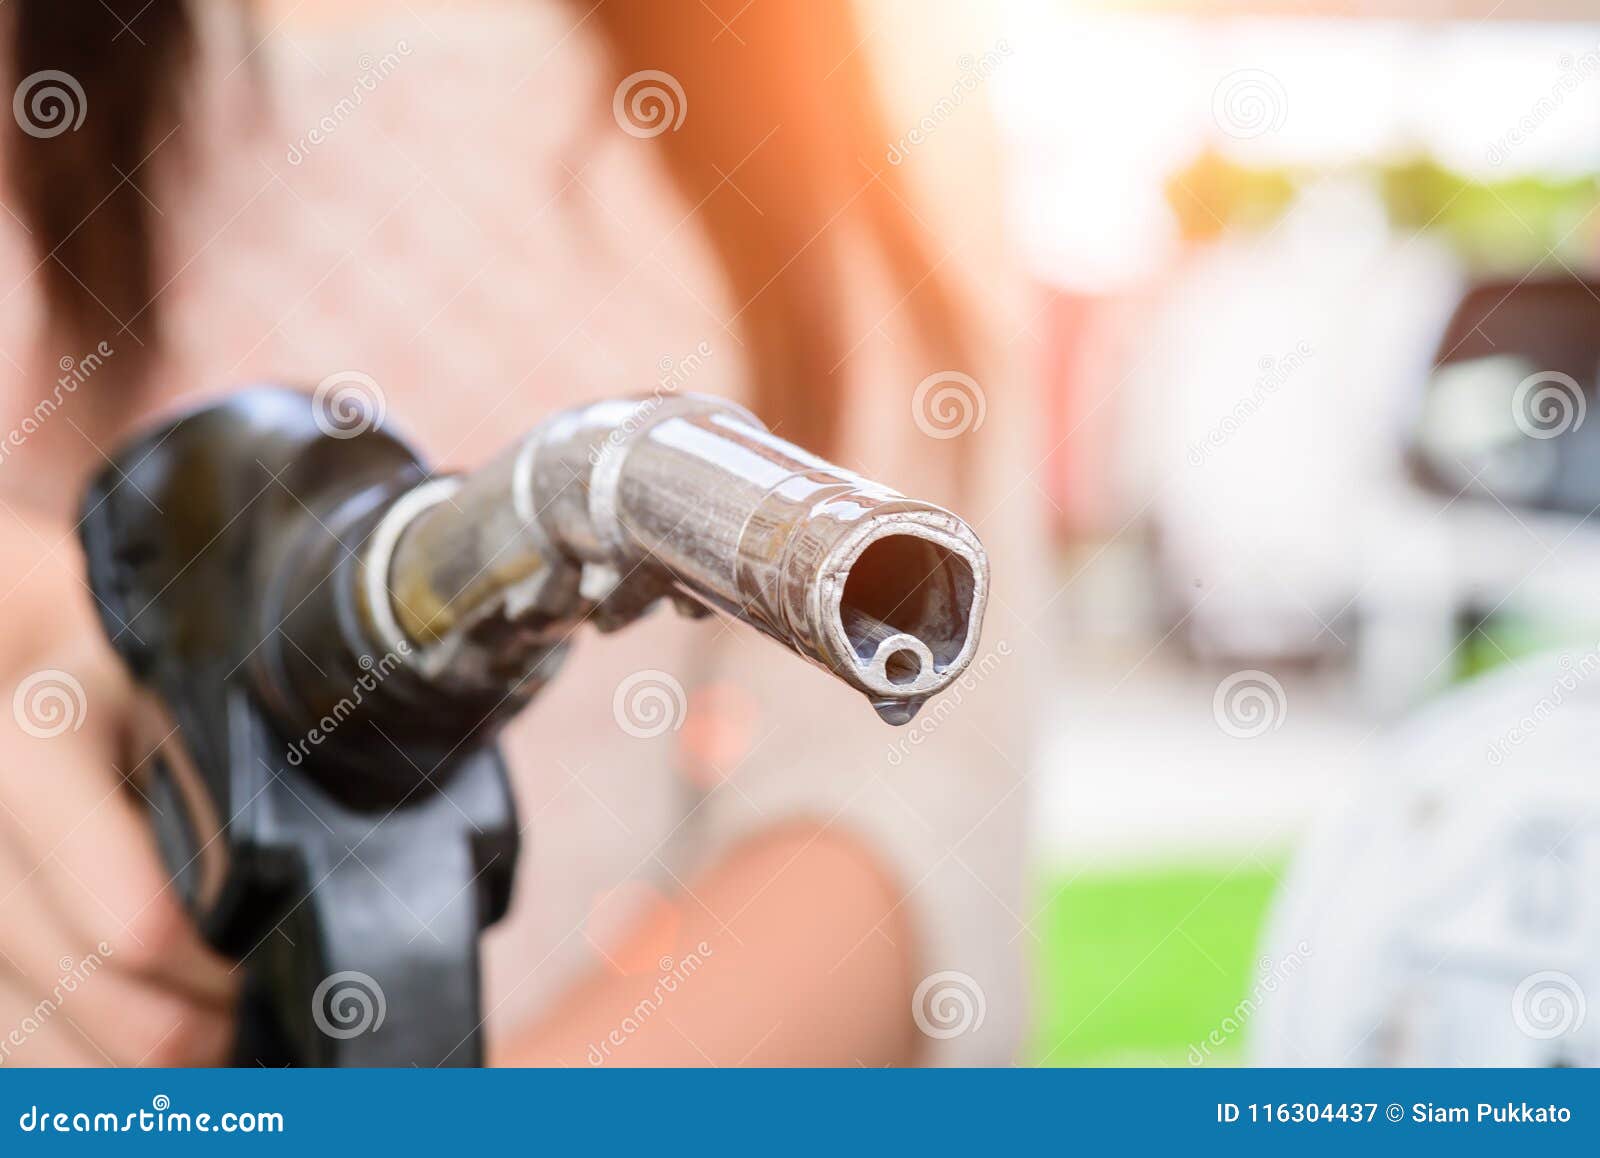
[884,648,920,685]
[838,533,976,673]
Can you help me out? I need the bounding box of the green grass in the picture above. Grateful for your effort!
[1029,859,1285,1067]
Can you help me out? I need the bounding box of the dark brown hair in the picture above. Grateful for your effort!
[7,1,192,386]
[7,0,968,454]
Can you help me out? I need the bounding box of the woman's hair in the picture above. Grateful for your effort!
[6,0,969,454]
[7,1,192,389]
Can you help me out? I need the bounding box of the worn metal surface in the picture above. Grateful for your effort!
[378,394,990,724]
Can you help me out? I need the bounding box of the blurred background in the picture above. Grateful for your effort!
[987,0,1600,1065]
[8,0,1600,1070]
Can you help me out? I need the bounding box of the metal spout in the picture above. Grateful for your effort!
[367,394,990,724]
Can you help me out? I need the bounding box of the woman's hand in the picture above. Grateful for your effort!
[0,523,237,1066]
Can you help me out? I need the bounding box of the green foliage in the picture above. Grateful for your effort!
[1164,150,1600,271]
[1166,150,1297,243]
[1380,157,1600,272]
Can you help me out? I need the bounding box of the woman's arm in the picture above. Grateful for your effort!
[493,822,918,1067]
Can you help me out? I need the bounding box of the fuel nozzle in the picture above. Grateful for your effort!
[364,394,990,725]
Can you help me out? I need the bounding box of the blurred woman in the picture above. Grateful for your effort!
[0,0,1039,1065]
